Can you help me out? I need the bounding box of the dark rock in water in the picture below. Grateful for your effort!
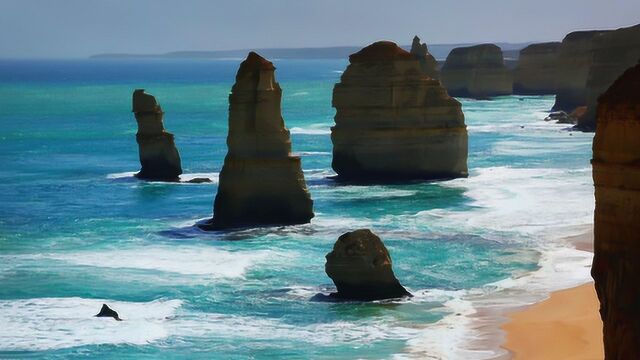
[544,111,576,124]
[182,177,212,184]
[199,52,314,230]
[592,63,640,359]
[133,89,182,181]
[325,229,411,301]
[95,304,122,321]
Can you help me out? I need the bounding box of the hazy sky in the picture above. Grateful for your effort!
[1,0,638,58]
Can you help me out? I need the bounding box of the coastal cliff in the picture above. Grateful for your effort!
[201,52,314,230]
[331,41,468,181]
[410,35,439,79]
[513,42,560,95]
[552,30,609,112]
[591,63,640,358]
[580,24,640,130]
[132,89,182,181]
[440,44,512,98]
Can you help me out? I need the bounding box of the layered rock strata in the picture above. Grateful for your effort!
[410,35,439,79]
[513,42,560,95]
[331,41,468,181]
[440,44,512,98]
[202,52,314,230]
[552,30,609,112]
[580,24,640,130]
[132,89,182,181]
[325,229,410,300]
[591,63,640,359]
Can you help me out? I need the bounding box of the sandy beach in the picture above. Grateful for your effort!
[502,280,603,359]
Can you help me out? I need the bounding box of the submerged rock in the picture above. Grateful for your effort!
[592,63,640,358]
[580,24,640,130]
[200,52,314,230]
[410,35,439,79]
[325,229,410,301]
[331,41,468,181]
[544,110,578,124]
[552,30,610,112]
[132,89,182,181]
[440,44,512,98]
[95,304,122,321]
[513,42,560,95]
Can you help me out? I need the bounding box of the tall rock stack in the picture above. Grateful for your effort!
[410,35,439,79]
[331,41,468,181]
[202,52,314,230]
[132,89,182,181]
[552,30,609,112]
[591,63,640,359]
[440,44,512,98]
[580,24,640,130]
[513,42,561,95]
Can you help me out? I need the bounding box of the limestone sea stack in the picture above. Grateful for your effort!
[410,35,439,79]
[552,30,609,112]
[513,42,561,95]
[331,41,468,181]
[325,229,410,301]
[580,24,640,130]
[591,63,640,358]
[440,44,512,98]
[201,52,314,230]
[132,89,182,181]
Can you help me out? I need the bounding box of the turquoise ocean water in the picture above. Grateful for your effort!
[0,59,595,359]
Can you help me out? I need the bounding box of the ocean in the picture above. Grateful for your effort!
[0,59,595,359]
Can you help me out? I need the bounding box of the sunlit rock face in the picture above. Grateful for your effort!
[325,229,410,301]
[513,42,561,95]
[331,41,468,182]
[591,63,640,359]
[132,89,182,181]
[440,44,512,98]
[580,24,640,130]
[552,30,610,112]
[410,35,439,79]
[202,52,314,230]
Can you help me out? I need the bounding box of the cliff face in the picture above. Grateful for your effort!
[591,63,640,359]
[513,42,560,95]
[132,89,182,181]
[331,41,468,181]
[325,229,410,300]
[580,24,640,130]
[552,30,610,111]
[410,35,439,79]
[204,52,314,230]
[440,44,512,98]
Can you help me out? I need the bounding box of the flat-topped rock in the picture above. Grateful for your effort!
[325,229,411,301]
[410,35,439,79]
[591,63,640,359]
[440,44,512,98]
[331,41,468,181]
[200,52,314,230]
[513,42,561,95]
[132,89,182,181]
[552,30,610,112]
[580,24,640,130]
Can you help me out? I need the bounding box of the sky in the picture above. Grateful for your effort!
[0,0,638,58]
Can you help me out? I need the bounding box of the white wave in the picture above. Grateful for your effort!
[106,171,137,179]
[289,91,309,97]
[0,297,182,351]
[297,151,331,156]
[289,127,331,135]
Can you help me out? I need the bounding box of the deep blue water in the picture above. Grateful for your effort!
[0,59,595,359]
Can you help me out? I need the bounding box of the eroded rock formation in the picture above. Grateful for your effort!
[325,229,410,300]
[410,35,439,79]
[580,24,640,130]
[513,42,560,95]
[133,89,182,181]
[95,304,122,321]
[331,41,468,181]
[440,44,512,98]
[552,30,609,112]
[591,63,640,359]
[201,52,314,230]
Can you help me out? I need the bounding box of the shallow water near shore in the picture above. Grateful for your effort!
[0,59,595,359]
